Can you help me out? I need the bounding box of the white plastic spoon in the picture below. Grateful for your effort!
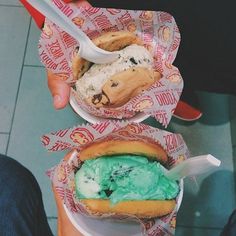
[165,154,221,181]
[27,0,119,64]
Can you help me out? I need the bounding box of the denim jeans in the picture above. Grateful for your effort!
[0,154,53,236]
[221,210,236,236]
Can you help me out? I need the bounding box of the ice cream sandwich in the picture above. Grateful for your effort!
[74,139,179,218]
[72,31,161,108]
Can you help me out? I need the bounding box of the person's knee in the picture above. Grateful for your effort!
[0,154,41,209]
[0,155,52,235]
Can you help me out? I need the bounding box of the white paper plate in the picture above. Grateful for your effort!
[69,94,150,124]
[64,180,184,236]
[64,207,143,236]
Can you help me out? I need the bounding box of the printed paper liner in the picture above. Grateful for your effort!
[38,1,183,127]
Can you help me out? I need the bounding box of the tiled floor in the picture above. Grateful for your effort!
[0,2,235,236]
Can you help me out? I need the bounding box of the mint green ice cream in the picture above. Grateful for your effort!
[75,155,179,205]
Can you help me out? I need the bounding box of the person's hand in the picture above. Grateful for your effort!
[47,0,91,110]
[52,151,83,236]
[53,186,83,236]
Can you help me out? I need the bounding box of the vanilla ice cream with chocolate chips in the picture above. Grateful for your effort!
[75,44,153,100]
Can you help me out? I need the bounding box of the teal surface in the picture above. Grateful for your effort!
[0,134,8,155]
[25,22,42,67]
[0,5,30,132]
[0,3,235,235]
[0,0,20,6]
[176,226,222,236]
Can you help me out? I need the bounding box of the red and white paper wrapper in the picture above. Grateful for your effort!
[38,1,183,127]
[42,121,190,236]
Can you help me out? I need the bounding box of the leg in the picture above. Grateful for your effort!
[0,154,53,236]
[221,210,236,236]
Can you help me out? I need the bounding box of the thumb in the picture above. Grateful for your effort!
[47,70,71,110]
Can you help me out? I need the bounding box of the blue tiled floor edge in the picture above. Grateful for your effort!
[176,225,222,236]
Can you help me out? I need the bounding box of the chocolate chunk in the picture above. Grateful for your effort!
[92,94,103,104]
[111,81,119,87]
[101,91,110,106]
[92,92,110,106]
[88,85,95,91]
[112,171,118,176]
[109,176,114,182]
[104,189,113,197]
[74,167,80,174]
[130,57,138,65]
